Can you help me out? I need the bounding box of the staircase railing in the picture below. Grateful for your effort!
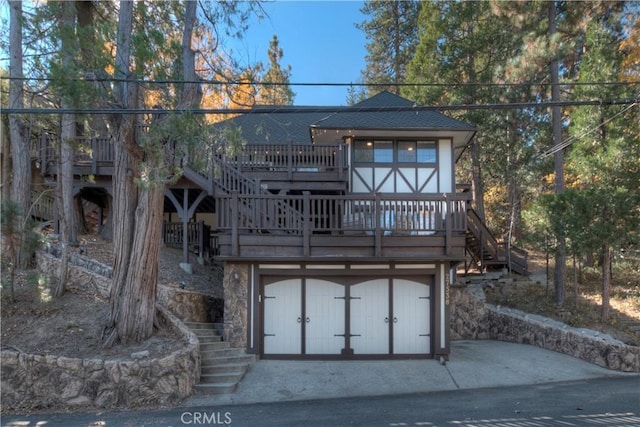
[466,208,528,275]
[211,154,305,233]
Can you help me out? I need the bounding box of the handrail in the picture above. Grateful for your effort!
[211,153,305,231]
[467,208,528,274]
[226,142,347,177]
[216,193,469,235]
[467,208,501,258]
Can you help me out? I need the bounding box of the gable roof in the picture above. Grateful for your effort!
[213,91,475,145]
[217,106,331,144]
[311,91,476,132]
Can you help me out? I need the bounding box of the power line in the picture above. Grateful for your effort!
[2,98,638,115]
[1,76,639,89]
[539,101,639,159]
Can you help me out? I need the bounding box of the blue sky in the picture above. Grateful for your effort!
[0,1,368,107]
[226,1,367,106]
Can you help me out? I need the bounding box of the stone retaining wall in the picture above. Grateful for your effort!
[157,286,223,323]
[36,250,111,298]
[36,249,222,323]
[222,262,249,348]
[450,282,640,372]
[1,249,208,412]
[1,306,200,411]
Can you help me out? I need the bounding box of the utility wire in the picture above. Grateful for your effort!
[1,76,639,88]
[539,101,639,159]
[2,98,638,115]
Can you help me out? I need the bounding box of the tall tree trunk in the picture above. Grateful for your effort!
[1,116,10,203]
[601,242,611,322]
[100,193,113,242]
[470,137,485,221]
[55,1,78,298]
[75,196,88,235]
[549,1,566,307]
[8,0,32,269]
[104,0,201,346]
[392,1,401,95]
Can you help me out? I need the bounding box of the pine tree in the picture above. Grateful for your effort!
[357,0,419,96]
[257,35,295,105]
[560,14,640,321]
[403,0,527,234]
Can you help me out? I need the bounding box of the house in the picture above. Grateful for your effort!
[34,91,526,361]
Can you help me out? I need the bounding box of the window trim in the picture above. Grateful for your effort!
[353,138,438,165]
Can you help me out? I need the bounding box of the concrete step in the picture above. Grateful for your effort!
[200,371,246,384]
[185,322,217,330]
[201,362,250,376]
[194,382,238,395]
[201,348,249,359]
[200,341,231,351]
[190,328,221,337]
[196,334,223,343]
[209,353,256,366]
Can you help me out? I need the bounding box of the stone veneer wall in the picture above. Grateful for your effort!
[157,286,218,323]
[36,250,220,323]
[37,250,111,298]
[1,306,200,411]
[450,282,640,372]
[222,262,249,348]
[1,249,210,412]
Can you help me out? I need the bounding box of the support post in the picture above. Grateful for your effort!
[374,193,381,257]
[445,195,452,256]
[303,191,310,256]
[182,189,189,266]
[287,140,293,180]
[231,191,239,257]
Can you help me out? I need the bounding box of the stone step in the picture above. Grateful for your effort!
[200,341,231,351]
[201,347,248,359]
[200,371,246,384]
[185,322,217,330]
[191,329,222,338]
[197,334,223,343]
[194,382,238,395]
[201,362,250,376]
[208,353,256,366]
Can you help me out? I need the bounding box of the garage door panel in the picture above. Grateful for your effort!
[351,280,389,354]
[264,279,302,354]
[305,279,345,354]
[393,279,430,354]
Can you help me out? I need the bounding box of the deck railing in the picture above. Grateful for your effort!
[36,135,346,180]
[162,221,217,258]
[217,192,468,235]
[223,142,347,179]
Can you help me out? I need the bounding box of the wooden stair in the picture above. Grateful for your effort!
[185,321,256,394]
[466,208,528,276]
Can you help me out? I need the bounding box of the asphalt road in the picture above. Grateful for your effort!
[2,376,639,427]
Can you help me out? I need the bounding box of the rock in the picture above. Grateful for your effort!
[67,395,92,406]
[179,263,193,274]
[131,350,150,360]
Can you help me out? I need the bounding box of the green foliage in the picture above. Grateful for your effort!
[257,35,295,105]
[542,188,632,256]
[1,200,43,301]
[357,0,419,96]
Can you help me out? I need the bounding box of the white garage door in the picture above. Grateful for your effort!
[305,279,345,354]
[392,279,431,354]
[263,279,302,354]
[351,279,389,354]
[263,277,431,357]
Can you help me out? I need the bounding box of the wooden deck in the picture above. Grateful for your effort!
[216,192,469,260]
[34,133,526,270]
[36,136,347,192]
